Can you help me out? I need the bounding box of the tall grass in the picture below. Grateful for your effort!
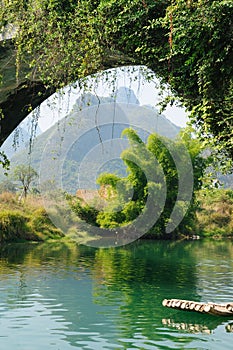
[197,189,233,237]
[0,193,64,242]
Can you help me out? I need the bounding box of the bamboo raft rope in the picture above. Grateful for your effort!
[162,299,233,316]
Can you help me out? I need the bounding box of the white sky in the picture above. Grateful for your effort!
[36,66,187,132]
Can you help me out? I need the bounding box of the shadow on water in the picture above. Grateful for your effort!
[0,239,233,349]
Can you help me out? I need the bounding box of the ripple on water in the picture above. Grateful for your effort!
[0,241,233,349]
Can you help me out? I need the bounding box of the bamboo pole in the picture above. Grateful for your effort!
[162,298,233,316]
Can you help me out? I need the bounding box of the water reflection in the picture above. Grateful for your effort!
[0,240,232,349]
[162,317,233,334]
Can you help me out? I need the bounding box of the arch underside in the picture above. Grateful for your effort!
[0,40,54,146]
[0,40,134,146]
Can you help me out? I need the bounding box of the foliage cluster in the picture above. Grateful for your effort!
[0,0,232,161]
[69,128,209,238]
[0,151,10,174]
[0,0,104,87]
[164,0,233,162]
[99,0,233,162]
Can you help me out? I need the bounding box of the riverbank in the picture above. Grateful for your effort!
[0,189,232,243]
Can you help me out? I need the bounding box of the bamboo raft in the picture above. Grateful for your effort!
[162,299,233,316]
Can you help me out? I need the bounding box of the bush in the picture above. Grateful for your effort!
[29,208,64,239]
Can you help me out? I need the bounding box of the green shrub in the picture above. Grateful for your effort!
[29,208,64,239]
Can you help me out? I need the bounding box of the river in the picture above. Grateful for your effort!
[0,239,232,349]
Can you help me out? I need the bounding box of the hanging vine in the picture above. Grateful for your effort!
[0,0,232,165]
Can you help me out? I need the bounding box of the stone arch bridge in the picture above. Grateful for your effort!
[0,37,130,147]
[0,38,56,146]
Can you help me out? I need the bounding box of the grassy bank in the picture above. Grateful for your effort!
[0,192,64,243]
[0,189,232,243]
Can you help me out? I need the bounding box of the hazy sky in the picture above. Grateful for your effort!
[37,67,187,132]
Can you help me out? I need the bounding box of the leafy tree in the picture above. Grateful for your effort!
[13,164,38,198]
[70,128,209,237]
[96,128,209,236]
[0,0,232,162]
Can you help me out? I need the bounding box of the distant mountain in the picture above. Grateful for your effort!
[72,87,139,113]
[0,119,42,158]
[115,86,140,105]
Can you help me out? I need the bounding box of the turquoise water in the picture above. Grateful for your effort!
[0,240,233,349]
